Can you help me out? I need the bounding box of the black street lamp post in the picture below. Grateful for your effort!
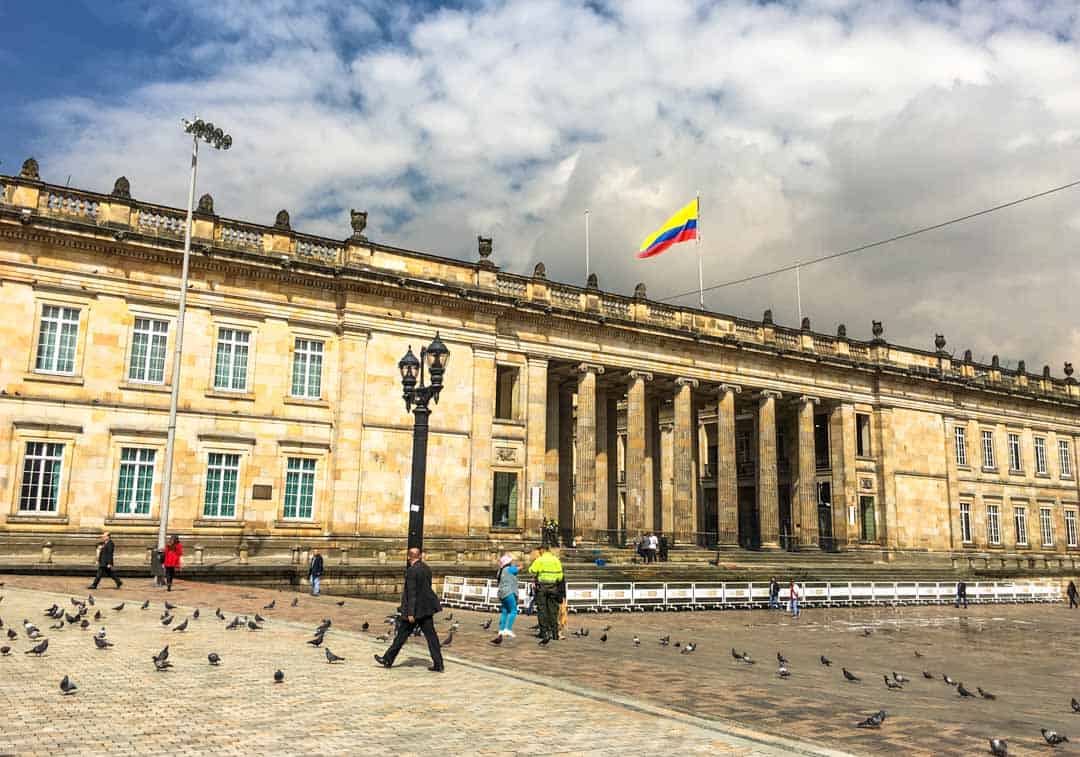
[399,333,450,551]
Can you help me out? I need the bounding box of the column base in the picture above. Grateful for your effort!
[759,541,782,550]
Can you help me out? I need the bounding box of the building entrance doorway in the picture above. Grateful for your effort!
[737,486,759,549]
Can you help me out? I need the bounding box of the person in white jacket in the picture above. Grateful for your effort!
[789,580,803,618]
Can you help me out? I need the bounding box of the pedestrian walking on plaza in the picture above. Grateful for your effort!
[768,577,780,609]
[162,535,183,592]
[374,547,444,671]
[955,580,968,609]
[636,534,647,563]
[88,531,122,590]
[528,545,564,643]
[658,533,670,562]
[309,548,324,597]
[1067,580,1078,609]
[789,580,802,618]
[490,553,520,645]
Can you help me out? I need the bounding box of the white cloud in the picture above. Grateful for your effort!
[23,0,1080,370]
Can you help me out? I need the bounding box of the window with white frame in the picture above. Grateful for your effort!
[203,452,240,518]
[959,502,972,543]
[1014,505,1028,546]
[1034,436,1048,475]
[116,447,155,515]
[986,504,1001,545]
[982,430,996,469]
[213,328,250,391]
[1065,509,1078,547]
[290,339,323,399]
[19,441,64,512]
[34,305,80,374]
[283,457,316,519]
[954,426,967,467]
[1039,506,1054,546]
[1059,439,1072,478]
[128,318,169,383]
[1008,433,1022,471]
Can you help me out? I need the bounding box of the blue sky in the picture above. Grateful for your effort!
[3,1,1080,367]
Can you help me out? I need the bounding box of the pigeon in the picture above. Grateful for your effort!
[441,631,454,648]
[842,668,860,682]
[93,611,102,621]
[5,629,15,640]
[659,635,671,646]
[375,634,389,643]
[225,617,242,630]
[1041,729,1069,746]
[681,642,697,655]
[64,612,78,625]
[943,674,958,686]
[778,665,791,679]
[914,649,924,658]
[23,620,40,635]
[59,675,77,695]
[325,648,345,664]
[161,615,173,627]
[112,603,124,612]
[923,671,935,679]
[0,646,10,656]
[264,600,276,610]
[893,672,909,684]
[884,675,903,690]
[989,738,1008,756]
[601,625,611,632]
[856,710,887,729]
[673,642,681,648]
[274,670,285,683]
[600,633,608,643]
[820,655,832,667]
[633,636,640,646]
[777,652,789,666]
[215,608,225,620]
[49,621,64,631]
[361,622,370,632]
[193,609,200,620]
[247,620,262,631]
[87,595,95,606]
[172,619,189,633]
[25,639,48,656]
[153,645,169,664]
[978,687,996,700]
[153,657,173,672]
[291,598,299,607]
[70,598,85,607]
[254,614,266,623]
[141,600,150,610]
[164,601,176,611]
[539,637,551,647]
[306,636,324,647]
[79,620,90,630]
[862,628,873,637]
[208,653,221,666]
[336,601,346,607]
[93,635,113,649]
[482,618,492,630]
[733,649,755,664]
[446,613,454,622]
[958,683,976,698]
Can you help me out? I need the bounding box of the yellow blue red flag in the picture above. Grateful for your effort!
[637,198,699,259]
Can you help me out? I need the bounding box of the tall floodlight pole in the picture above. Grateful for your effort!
[156,119,232,568]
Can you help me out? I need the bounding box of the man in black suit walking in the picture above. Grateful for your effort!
[375,547,444,672]
[88,532,122,589]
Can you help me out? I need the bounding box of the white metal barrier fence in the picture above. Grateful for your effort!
[441,577,1063,613]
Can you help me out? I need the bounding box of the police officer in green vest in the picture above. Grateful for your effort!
[528,545,564,644]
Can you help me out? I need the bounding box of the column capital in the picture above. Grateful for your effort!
[674,377,699,389]
[756,389,783,401]
[628,370,653,382]
[577,363,605,375]
[718,383,742,395]
[798,395,821,406]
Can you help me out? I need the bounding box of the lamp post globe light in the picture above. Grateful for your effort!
[399,333,450,551]
[155,117,232,580]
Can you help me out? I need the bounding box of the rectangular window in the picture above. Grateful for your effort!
[1065,510,1078,548]
[1008,433,1022,472]
[203,452,240,518]
[1034,436,1047,475]
[1014,505,1028,546]
[814,414,830,469]
[213,328,250,391]
[115,447,155,515]
[959,502,972,543]
[19,441,64,512]
[986,504,1001,545]
[954,426,967,467]
[1059,439,1072,478]
[34,305,80,374]
[856,413,871,457]
[290,338,323,399]
[495,365,521,420]
[127,318,169,383]
[491,471,519,528]
[283,457,316,519]
[859,495,876,541]
[982,430,996,469]
[1039,506,1054,547]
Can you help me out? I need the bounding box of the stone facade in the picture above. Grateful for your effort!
[1,163,1080,562]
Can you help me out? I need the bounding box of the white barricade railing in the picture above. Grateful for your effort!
[441,577,1065,612]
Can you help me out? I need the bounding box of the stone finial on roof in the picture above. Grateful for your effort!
[274,209,291,230]
[1017,359,1026,374]
[991,354,1000,368]
[762,308,773,325]
[1043,364,1051,378]
[634,282,647,299]
[963,349,973,363]
[837,324,847,339]
[532,262,546,279]
[350,209,368,241]
[934,334,946,352]
[586,272,598,290]
[20,157,40,180]
[111,176,131,199]
[800,316,810,331]
[197,193,215,215]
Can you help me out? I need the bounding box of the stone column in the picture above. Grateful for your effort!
[544,379,560,521]
[606,395,619,542]
[558,384,574,539]
[660,419,674,534]
[830,403,856,548]
[756,390,782,548]
[574,364,602,542]
[795,396,820,548]
[673,377,698,543]
[525,357,548,537]
[468,348,496,535]
[716,384,740,546]
[331,326,369,534]
[595,387,610,541]
[625,371,652,537]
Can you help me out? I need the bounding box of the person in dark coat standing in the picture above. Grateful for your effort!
[308,548,324,596]
[1067,580,1078,609]
[88,532,122,589]
[374,547,444,671]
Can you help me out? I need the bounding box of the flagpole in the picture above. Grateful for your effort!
[585,209,591,282]
[696,192,704,309]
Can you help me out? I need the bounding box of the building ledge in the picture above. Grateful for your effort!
[272,520,322,530]
[192,519,246,530]
[283,396,330,409]
[205,389,255,402]
[119,381,171,394]
[6,514,69,525]
[103,516,160,528]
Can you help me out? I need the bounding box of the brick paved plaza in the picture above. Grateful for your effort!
[1,575,1077,756]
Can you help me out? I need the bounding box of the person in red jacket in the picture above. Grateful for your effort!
[163,535,183,592]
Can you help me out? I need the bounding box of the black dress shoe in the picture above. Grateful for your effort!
[428,665,444,672]
[373,654,392,668]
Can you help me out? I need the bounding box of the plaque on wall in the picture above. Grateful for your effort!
[252,484,273,500]
[859,478,874,490]
[495,447,517,463]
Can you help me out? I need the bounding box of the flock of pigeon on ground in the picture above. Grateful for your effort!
[0,583,1074,756]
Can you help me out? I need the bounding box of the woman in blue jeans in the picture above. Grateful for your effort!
[490,553,519,645]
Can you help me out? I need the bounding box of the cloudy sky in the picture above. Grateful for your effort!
[3,0,1080,370]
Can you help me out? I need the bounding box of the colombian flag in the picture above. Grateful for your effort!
[637,198,698,259]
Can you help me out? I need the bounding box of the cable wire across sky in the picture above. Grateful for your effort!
[658,178,1080,303]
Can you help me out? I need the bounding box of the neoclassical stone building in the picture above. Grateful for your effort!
[2,158,1079,560]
